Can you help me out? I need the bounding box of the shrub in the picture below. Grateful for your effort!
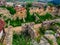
[6,6,16,15]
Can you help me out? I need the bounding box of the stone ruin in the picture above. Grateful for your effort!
[21,22,35,39]
[21,22,40,39]
[3,26,13,45]
[42,19,60,30]
[1,19,59,45]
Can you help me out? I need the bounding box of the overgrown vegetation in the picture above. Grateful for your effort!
[0,3,60,45]
[0,6,16,15]
[39,27,45,35]
[6,6,16,15]
[56,37,60,45]
[5,18,23,27]
[13,33,32,45]
[35,13,53,23]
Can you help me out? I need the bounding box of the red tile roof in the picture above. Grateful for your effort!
[0,19,5,32]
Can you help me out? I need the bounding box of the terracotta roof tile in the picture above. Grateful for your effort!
[0,19,5,32]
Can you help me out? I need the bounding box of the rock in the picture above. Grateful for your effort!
[55,33,60,37]
[39,37,50,45]
[0,8,11,19]
[21,23,40,39]
[55,19,60,23]
[3,26,13,45]
[51,7,58,16]
[55,29,60,37]
[31,39,40,45]
[44,34,58,45]
[31,37,50,45]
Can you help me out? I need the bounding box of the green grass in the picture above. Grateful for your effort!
[13,33,32,45]
[56,37,60,45]
[5,18,23,27]
[0,43,3,45]
[6,6,16,15]
[55,23,60,26]
[35,13,53,23]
